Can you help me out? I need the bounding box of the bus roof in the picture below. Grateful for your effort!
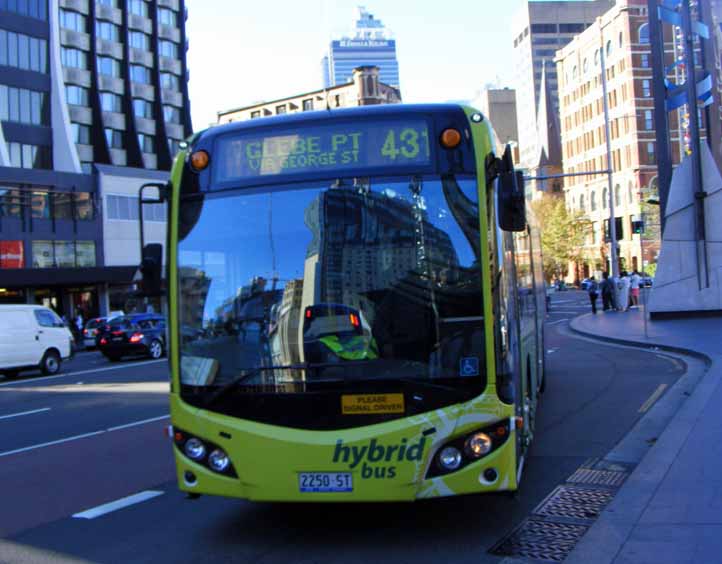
[195,103,477,145]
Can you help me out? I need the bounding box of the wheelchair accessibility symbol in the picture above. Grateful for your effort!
[460,357,479,377]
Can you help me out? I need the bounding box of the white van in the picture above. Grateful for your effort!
[0,305,74,377]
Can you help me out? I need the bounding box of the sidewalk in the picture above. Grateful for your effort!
[565,308,722,564]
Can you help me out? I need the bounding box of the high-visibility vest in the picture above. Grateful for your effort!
[319,334,379,360]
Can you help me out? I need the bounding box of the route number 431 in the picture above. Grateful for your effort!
[381,128,430,160]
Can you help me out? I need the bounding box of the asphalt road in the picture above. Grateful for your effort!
[1,293,686,564]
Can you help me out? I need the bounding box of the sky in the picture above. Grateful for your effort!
[185,0,526,129]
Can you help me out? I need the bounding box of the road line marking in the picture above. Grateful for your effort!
[73,490,164,519]
[639,384,668,413]
[0,360,165,387]
[549,309,588,313]
[107,415,170,432]
[0,407,51,420]
[547,319,570,325]
[0,414,169,457]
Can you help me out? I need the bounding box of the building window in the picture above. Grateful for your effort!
[647,142,656,164]
[590,190,597,211]
[157,7,176,26]
[302,99,314,111]
[579,194,586,212]
[614,184,621,207]
[162,104,180,123]
[531,23,558,33]
[95,21,120,42]
[61,47,87,69]
[59,9,85,32]
[130,64,151,84]
[0,188,22,218]
[71,123,90,144]
[65,85,88,106]
[160,72,179,90]
[133,98,153,118]
[2,0,47,19]
[129,31,150,50]
[644,110,653,130]
[168,138,181,156]
[97,56,121,77]
[159,40,177,58]
[128,0,148,17]
[137,133,155,153]
[104,128,123,149]
[250,110,261,119]
[0,31,48,72]
[100,91,122,112]
[602,187,608,209]
[642,79,651,97]
[107,194,165,221]
[606,39,612,57]
[276,105,287,114]
[639,23,649,44]
[75,192,94,220]
[53,193,73,220]
[97,0,118,6]
[641,53,649,68]
[619,31,623,48]
[7,142,51,169]
[0,85,47,125]
[32,240,96,268]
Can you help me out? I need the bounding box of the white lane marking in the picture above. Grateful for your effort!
[548,309,588,313]
[639,384,668,413]
[73,490,164,519]
[547,319,570,325]
[0,431,105,457]
[546,349,558,354]
[107,415,170,432]
[0,407,51,420]
[0,360,165,387]
[0,414,169,458]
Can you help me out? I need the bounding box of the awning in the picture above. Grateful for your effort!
[0,266,138,287]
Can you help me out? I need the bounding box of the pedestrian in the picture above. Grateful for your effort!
[587,276,599,314]
[617,271,630,311]
[75,313,84,333]
[600,272,613,311]
[629,270,642,308]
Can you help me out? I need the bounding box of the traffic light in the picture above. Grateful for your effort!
[138,243,163,296]
[632,220,644,234]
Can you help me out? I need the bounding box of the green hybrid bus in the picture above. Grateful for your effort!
[139,104,546,501]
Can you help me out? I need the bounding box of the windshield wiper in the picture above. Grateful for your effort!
[392,377,472,402]
[204,364,307,407]
[203,361,374,406]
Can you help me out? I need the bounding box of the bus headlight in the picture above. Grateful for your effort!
[208,449,230,473]
[437,446,463,471]
[184,437,206,461]
[464,432,492,458]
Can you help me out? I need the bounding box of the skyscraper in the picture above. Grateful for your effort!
[323,6,400,91]
[511,0,613,170]
[0,0,191,318]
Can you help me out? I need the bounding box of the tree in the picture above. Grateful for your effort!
[530,194,591,283]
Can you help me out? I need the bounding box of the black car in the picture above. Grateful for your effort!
[97,314,166,361]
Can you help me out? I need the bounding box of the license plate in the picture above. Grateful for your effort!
[112,337,123,342]
[299,472,352,493]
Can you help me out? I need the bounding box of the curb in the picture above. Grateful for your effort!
[563,313,717,564]
[568,313,712,368]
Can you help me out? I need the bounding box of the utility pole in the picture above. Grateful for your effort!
[599,34,619,278]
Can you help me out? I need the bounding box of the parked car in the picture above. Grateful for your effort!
[0,305,74,377]
[97,313,166,361]
[82,317,108,349]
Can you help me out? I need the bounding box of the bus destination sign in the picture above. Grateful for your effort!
[213,119,432,183]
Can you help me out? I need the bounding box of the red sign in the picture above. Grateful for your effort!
[0,241,24,269]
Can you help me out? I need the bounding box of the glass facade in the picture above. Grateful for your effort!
[324,7,400,89]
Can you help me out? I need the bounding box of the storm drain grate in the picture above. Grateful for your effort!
[581,457,635,474]
[566,467,629,488]
[489,518,589,563]
[534,485,615,522]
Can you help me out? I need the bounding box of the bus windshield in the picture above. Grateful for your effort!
[177,174,485,396]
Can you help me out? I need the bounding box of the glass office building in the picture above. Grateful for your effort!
[323,6,400,90]
[0,0,191,319]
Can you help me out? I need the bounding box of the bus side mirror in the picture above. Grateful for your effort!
[497,147,526,232]
[137,243,163,296]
